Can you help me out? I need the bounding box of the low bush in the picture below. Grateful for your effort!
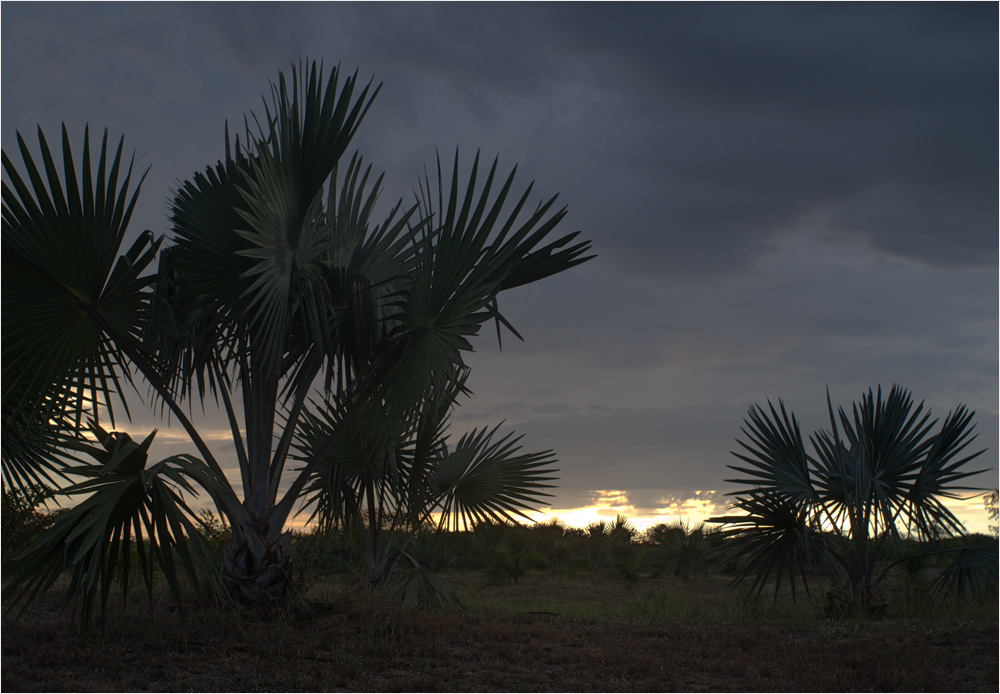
[1,485,64,562]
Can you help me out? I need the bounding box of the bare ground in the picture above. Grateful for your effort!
[3,576,997,692]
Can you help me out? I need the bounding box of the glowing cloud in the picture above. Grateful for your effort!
[537,489,727,533]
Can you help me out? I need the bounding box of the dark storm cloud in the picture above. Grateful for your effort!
[170,3,995,273]
[88,1,994,275]
[548,3,995,113]
[181,3,314,74]
[491,237,996,381]
[535,2,999,274]
[351,2,997,276]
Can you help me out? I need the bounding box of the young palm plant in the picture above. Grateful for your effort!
[712,385,997,613]
[2,60,592,634]
[580,514,639,583]
[649,521,711,582]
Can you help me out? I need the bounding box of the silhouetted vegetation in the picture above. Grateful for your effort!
[241,510,997,613]
[2,485,64,562]
[2,58,592,638]
[3,528,996,691]
[713,385,997,615]
[986,489,998,538]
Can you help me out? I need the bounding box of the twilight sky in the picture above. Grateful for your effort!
[3,2,997,532]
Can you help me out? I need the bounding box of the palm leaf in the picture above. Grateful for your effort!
[929,541,999,602]
[429,424,558,532]
[726,399,817,505]
[386,557,461,609]
[710,491,828,602]
[2,124,157,490]
[2,423,220,641]
[1,379,85,490]
[904,404,987,538]
[370,150,591,416]
[164,62,378,392]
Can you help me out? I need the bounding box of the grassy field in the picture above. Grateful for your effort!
[2,570,997,692]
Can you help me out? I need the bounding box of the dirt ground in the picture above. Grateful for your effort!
[3,580,997,692]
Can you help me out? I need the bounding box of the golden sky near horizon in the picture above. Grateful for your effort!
[68,418,996,538]
[67,417,992,538]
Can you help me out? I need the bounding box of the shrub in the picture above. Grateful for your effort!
[196,509,232,548]
[1,485,63,562]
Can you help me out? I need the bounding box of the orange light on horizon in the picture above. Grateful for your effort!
[532,489,726,533]
[201,489,995,539]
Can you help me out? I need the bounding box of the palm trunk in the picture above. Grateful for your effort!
[221,506,295,602]
[218,344,299,602]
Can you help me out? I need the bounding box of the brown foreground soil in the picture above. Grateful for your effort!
[2,579,997,692]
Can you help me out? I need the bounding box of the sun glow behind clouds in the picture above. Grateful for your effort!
[536,489,725,532]
[534,489,995,536]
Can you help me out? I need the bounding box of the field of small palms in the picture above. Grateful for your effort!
[3,569,996,692]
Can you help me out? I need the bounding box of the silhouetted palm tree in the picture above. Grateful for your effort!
[713,385,996,611]
[2,60,592,636]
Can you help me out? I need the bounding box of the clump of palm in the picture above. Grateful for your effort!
[712,385,997,613]
[2,59,592,637]
[645,521,711,581]
[297,386,560,589]
[529,518,575,573]
[580,515,640,584]
[473,520,547,584]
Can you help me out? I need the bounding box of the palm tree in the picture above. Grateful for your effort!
[2,60,592,634]
[580,514,638,583]
[712,385,997,612]
[645,521,710,581]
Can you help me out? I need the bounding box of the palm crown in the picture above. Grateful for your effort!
[713,385,995,610]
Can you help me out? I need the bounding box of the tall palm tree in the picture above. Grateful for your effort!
[713,385,997,612]
[2,60,592,633]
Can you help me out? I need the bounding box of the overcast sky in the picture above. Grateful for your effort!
[3,1,997,532]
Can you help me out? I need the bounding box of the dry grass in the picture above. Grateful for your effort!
[3,572,997,692]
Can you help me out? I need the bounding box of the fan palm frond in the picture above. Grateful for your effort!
[2,124,157,490]
[2,423,220,641]
[430,424,558,532]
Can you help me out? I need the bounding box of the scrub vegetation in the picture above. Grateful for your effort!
[2,515,997,692]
